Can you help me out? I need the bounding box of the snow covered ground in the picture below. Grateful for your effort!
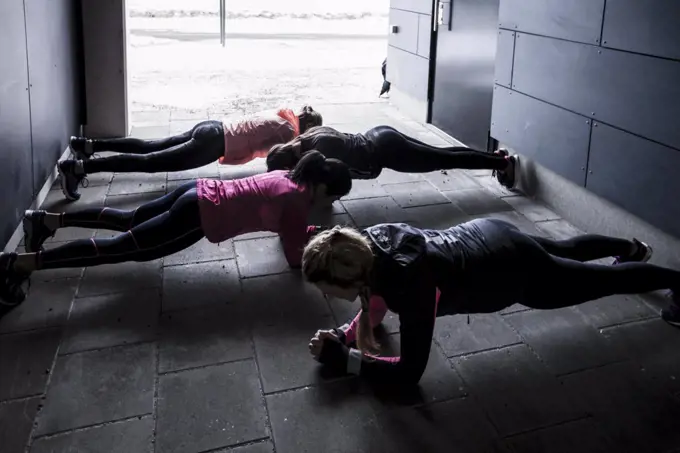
[126,0,389,120]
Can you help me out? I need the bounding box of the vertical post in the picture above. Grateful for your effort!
[219,0,226,47]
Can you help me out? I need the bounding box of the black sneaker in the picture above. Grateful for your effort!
[0,252,28,317]
[492,149,518,190]
[58,160,87,201]
[612,238,653,265]
[661,291,680,327]
[69,136,94,161]
[23,210,56,253]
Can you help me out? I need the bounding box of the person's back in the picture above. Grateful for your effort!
[303,127,377,179]
[197,170,310,243]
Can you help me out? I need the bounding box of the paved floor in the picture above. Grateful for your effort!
[2,102,680,453]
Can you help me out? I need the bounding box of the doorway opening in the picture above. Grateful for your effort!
[125,0,389,130]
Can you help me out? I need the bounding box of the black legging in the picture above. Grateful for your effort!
[367,126,507,173]
[483,220,680,309]
[36,182,204,269]
[82,121,224,174]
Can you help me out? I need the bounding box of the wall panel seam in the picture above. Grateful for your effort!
[388,44,429,60]
[390,7,431,16]
[21,0,35,198]
[495,85,680,153]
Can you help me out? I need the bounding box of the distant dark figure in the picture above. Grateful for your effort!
[380,58,391,97]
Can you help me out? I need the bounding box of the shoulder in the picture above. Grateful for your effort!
[363,223,426,267]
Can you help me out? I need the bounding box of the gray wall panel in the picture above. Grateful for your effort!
[0,0,35,245]
[602,0,680,60]
[387,45,430,101]
[498,0,604,45]
[513,33,680,150]
[391,0,432,15]
[587,123,680,238]
[25,0,81,194]
[389,8,420,54]
[493,29,514,87]
[417,13,431,58]
[491,88,590,185]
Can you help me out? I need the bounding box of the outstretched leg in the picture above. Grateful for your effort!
[70,128,193,159]
[527,234,651,263]
[23,181,198,252]
[58,121,224,201]
[368,126,517,188]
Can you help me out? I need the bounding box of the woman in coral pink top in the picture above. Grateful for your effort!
[0,152,350,314]
[57,105,323,200]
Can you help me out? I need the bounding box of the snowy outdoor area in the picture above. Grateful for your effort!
[126,0,390,124]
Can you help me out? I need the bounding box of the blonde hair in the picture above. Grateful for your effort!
[302,226,379,353]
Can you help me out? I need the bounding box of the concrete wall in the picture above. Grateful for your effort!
[490,0,680,266]
[387,0,433,122]
[0,0,84,248]
[81,0,128,138]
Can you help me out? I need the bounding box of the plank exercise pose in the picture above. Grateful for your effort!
[0,152,350,316]
[266,125,517,188]
[303,220,679,387]
[58,105,323,200]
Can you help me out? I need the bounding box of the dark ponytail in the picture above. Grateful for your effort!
[287,150,352,197]
[267,141,301,172]
[299,105,323,133]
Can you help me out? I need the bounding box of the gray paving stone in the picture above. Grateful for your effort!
[473,174,519,198]
[60,289,160,354]
[504,196,561,222]
[162,259,241,312]
[0,278,77,334]
[575,294,656,329]
[46,226,96,244]
[167,163,220,181]
[504,308,627,375]
[341,179,388,200]
[381,334,467,403]
[0,397,40,453]
[42,184,109,214]
[159,304,253,373]
[451,345,587,436]
[434,314,522,357]
[36,343,155,436]
[0,328,61,401]
[404,202,470,230]
[535,218,584,239]
[601,319,680,394]
[266,381,409,453]
[254,315,335,393]
[31,416,154,453]
[443,189,514,215]
[78,259,163,298]
[108,173,167,196]
[505,417,616,453]
[234,230,278,241]
[342,196,414,227]
[219,160,266,181]
[164,237,235,266]
[105,190,166,210]
[376,168,423,185]
[382,181,450,208]
[413,397,509,453]
[212,441,274,453]
[425,169,482,191]
[235,237,291,278]
[562,361,680,453]
[499,304,532,315]
[156,360,267,453]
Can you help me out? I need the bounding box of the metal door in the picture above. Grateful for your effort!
[430,0,500,150]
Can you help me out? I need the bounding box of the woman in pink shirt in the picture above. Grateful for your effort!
[58,105,323,201]
[0,151,350,315]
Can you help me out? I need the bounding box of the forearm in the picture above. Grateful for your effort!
[333,296,389,345]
